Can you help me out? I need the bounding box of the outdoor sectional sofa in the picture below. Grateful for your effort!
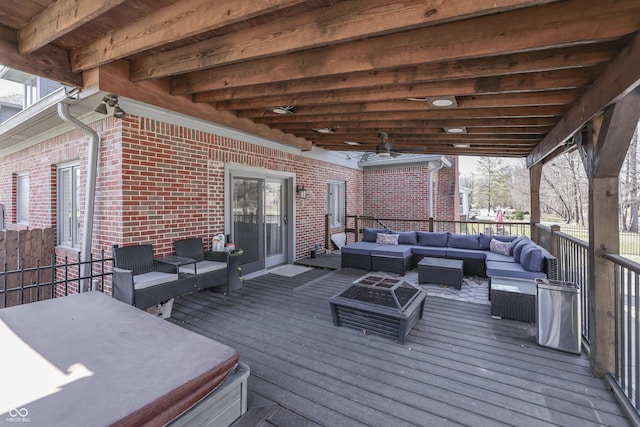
[341,227,558,281]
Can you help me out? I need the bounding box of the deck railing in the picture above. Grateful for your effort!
[605,252,640,419]
[0,250,112,309]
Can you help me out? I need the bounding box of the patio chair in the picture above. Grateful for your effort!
[174,237,228,290]
[112,243,188,309]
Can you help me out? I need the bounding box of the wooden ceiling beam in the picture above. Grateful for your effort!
[70,0,306,72]
[131,0,560,81]
[18,0,125,54]
[95,60,311,151]
[192,44,616,101]
[237,91,579,118]
[271,118,556,130]
[171,0,640,94]
[0,27,82,87]
[211,68,597,110]
[527,31,640,167]
[252,106,566,125]
[295,132,541,142]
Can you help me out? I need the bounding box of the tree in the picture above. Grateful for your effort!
[620,123,639,232]
[472,157,512,212]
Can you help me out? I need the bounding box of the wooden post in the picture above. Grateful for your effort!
[325,214,331,250]
[529,162,542,242]
[428,217,434,232]
[577,89,640,377]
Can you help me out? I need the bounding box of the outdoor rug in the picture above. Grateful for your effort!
[355,271,489,305]
[271,264,314,277]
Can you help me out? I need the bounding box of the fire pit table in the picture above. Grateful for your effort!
[329,275,427,344]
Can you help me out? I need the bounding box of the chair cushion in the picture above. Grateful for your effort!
[179,260,226,275]
[513,240,532,262]
[362,227,389,242]
[447,234,480,250]
[133,272,179,290]
[417,232,449,247]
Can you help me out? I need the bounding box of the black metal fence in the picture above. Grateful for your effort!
[0,250,112,309]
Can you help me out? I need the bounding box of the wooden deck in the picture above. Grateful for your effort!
[169,268,631,427]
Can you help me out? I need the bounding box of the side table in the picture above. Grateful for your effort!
[417,257,463,290]
[156,255,197,276]
[490,276,536,322]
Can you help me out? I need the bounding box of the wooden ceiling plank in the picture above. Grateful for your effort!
[131,0,560,81]
[527,31,640,167]
[171,0,640,94]
[70,0,307,72]
[192,44,616,101]
[270,118,556,130]
[0,30,82,87]
[18,0,126,54]
[212,68,597,110]
[95,60,311,151]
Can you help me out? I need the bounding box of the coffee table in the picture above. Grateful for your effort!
[490,276,536,322]
[417,257,464,290]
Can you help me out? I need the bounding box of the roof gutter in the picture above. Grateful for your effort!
[57,99,100,293]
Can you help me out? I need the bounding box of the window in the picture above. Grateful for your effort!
[16,173,29,224]
[58,163,81,247]
[327,180,345,227]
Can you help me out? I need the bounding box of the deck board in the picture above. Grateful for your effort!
[169,268,631,427]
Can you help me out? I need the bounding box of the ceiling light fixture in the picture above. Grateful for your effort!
[313,128,335,134]
[271,106,295,115]
[344,141,361,146]
[452,143,470,148]
[444,127,467,134]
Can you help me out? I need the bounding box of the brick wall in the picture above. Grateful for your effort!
[362,157,459,221]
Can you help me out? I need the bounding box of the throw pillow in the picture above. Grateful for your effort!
[489,238,512,256]
[376,233,399,245]
[363,227,388,242]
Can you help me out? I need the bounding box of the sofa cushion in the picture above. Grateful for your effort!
[341,241,380,255]
[363,227,389,242]
[479,233,516,250]
[513,240,531,262]
[520,245,545,272]
[133,272,179,290]
[179,260,226,275]
[490,238,512,256]
[376,233,399,245]
[417,232,448,247]
[447,234,480,250]
[484,251,516,263]
[393,231,418,245]
[509,236,529,255]
[486,261,547,280]
[411,246,448,258]
[446,248,486,260]
[370,245,413,258]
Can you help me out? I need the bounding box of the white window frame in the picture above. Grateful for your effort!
[57,162,81,248]
[327,180,345,227]
[16,173,29,225]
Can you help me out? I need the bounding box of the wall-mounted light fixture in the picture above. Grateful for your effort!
[296,184,306,200]
[93,94,126,118]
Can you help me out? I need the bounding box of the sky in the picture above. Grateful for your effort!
[459,156,524,177]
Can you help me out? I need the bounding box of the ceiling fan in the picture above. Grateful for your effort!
[375,133,426,157]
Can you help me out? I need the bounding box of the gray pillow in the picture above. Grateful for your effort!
[394,231,417,245]
[520,245,544,272]
[512,239,531,262]
[363,227,388,242]
[447,234,479,250]
[417,232,449,247]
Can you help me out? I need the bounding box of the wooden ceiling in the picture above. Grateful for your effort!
[0,0,640,165]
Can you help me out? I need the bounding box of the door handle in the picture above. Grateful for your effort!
[283,215,287,224]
